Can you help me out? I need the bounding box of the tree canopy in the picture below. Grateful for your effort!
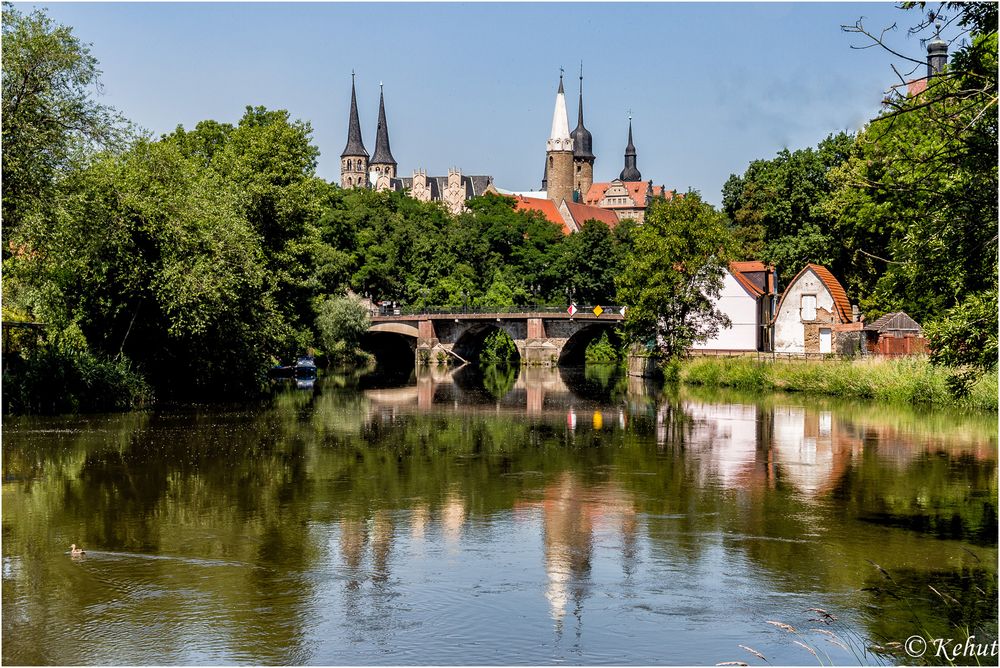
[616,192,733,361]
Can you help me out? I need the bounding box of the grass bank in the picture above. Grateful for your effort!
[680,356,998,412]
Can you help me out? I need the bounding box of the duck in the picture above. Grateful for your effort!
[69,544,86,557]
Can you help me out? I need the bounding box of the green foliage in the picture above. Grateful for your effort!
[584,331,621,363]
[722,133,853,278]
[823,4,997,333]
[681,357,997,411]
[314,295,371,364]
[555,219,620,304]
[1,3,129,238]
[616,191,733,360]
[3,325,153,414]
[480,329,519,365]
[481,364,518,399]
[924,289,998,370]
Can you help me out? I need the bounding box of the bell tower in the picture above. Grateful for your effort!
[340,72,369,188]
[545,71,575,204]
[370,82,397,179]
[570,64,595,202]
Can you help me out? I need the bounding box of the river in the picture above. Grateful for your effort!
[3,364,996,665]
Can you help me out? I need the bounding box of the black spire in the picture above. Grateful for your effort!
[619,116,641,181]
[541,156,548,189]
[571,63,594,161]
[371,83,396,167]
[341,72,368,158]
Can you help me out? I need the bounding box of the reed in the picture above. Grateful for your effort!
[680,357,997,411]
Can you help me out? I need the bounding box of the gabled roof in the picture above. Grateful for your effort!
[776,263,853,323]
[729,262,765,297]
[584,181,671,208]
[512,195,570,234]
[562,200,619,230]
[864,311,922,333]
[730,261,767,273]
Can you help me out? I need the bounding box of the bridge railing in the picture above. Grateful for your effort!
[380,304,626,316]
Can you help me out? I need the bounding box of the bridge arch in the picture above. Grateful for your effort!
[361,330,416,374]
[368,322,419,338]
[557,322,621,365]
[452,323,522,364]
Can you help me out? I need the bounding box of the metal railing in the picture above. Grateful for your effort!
[375,304,626,317]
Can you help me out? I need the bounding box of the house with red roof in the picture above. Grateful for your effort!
[583,180,674,224]
[692,262,779,352]
[773,264,861,355]
[512,195,619,235]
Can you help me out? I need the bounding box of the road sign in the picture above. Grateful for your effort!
[620,305,627,316]
[592,305,604,317]
[567,303,577,316]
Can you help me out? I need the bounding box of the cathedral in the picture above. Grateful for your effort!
[338,71,672,225]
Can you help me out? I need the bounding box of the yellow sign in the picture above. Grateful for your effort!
[592,305,603,317]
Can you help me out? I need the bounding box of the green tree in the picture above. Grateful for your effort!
[616,192,733,362]
[826,3,997,328]
[1,4,128,238]
[6,138,280,396]
[315,295,371,363]
[555,219,619,305]
[721,132,853,281]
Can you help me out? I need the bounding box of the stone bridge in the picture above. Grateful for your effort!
[366,307,625,366]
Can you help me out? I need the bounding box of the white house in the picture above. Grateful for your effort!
[693,261,778,352]
[773,264,861,354]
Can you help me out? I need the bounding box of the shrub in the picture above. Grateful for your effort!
[3,343,153,414]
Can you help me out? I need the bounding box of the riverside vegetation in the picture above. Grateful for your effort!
[680,356,998,412]
[2,3,996,413]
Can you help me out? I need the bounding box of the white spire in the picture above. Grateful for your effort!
[547,73,573,152]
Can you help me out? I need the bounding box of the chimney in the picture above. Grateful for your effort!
[851,304,860,323]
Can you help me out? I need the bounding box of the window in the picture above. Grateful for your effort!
[801,295,817,321]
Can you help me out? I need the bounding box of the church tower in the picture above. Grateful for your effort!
[570,65,595,202]
[369,83,397,179]
[545,73,575,204]
[340,72,369,188]
[619,115,642,181]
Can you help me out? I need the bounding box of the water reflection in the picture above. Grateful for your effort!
[2,368,996,665]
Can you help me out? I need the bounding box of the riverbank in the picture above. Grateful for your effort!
[680,356,998,412]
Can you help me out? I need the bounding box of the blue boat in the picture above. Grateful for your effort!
[294,356,318,379]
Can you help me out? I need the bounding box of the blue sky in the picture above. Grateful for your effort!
[29,2,956,204]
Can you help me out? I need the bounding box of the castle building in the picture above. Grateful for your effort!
[539,72,672,223]
[340,73,369,188]
[339,76,495,215]
[570,67,595,200]
[544,74,575,205]
[369,83,397,180]
[338,70,674,225]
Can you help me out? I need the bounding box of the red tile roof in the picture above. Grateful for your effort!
[512,196,571,234]
[583,181,672,207]
[729,261,767,273]
[776,263,853,323]
[563,201,619,229]
[907,78,928,96]
[729,262,765,297]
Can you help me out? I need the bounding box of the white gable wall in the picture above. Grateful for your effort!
[774,268,835,353]
[692,270,759,351]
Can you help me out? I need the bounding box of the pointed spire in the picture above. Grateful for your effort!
[342,72,368,158]
[619,113,641,181]
[571,61,594,160]
[547,70,573,153]
[371,82,396,167]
